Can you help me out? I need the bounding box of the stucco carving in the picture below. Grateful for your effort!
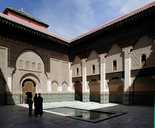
[16,51,44,72]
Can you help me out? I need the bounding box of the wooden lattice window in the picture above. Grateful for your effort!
[141,54,147,65]
[113,60,117,71]
[92,65,95,74]
[77,68,79,76]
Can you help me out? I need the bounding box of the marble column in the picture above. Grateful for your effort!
[46,72,51,93]
[99,54,109,104]
[122,46,133,104]
[81,58,89,102]
[69,62,74,93]
[7,67,15,104]
[7,67,15,92]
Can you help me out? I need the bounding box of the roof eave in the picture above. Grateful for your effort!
[0,14,69,46]
[3,7,49,28]
[70,1,155,44]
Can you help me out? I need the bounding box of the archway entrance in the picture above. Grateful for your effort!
[108,78,123,104]
[89,80,100,102]
[132,76,155,105]
[22,79,36,103]
[74,81,82,101]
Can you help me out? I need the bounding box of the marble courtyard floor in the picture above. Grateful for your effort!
[0,102,153,128]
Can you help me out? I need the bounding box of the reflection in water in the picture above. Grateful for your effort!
[46,107,114,122]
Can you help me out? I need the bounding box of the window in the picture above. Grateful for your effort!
[113,60,117,71]
[141,54,146,65]
[77,68,79,76]
[92,65,95,74]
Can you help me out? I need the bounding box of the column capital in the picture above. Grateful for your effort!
[81,58,87,63]
[81,58,87,66]
[99,53,107,63]
[69,61,73,65]
[99,53,108,58]
[122,46,133,54]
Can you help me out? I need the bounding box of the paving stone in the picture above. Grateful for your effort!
[0,104,153,128]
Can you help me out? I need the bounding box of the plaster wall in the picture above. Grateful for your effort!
[0,46,8,80]
[49,58,71,93]
[131,36,155,70]
[86,59,99,76]
[106,53,123,73]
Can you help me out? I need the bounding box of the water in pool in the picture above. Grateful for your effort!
[45,107,125,123]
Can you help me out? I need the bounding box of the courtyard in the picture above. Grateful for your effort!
[0,102,153,128]
[0,1,155,128]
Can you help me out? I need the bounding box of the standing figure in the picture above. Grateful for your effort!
[37,93,43,116]
[33,93,38,117]
[26,92,33,116]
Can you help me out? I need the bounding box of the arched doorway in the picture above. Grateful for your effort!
[132,76,155,105]
[89,80,100,102]
[22,79,36,103]
[74,81,82,101]
[108,78,124,104]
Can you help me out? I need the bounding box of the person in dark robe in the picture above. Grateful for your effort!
[26,92,33,116]
[33,93,38,117]
[37,93,43,116]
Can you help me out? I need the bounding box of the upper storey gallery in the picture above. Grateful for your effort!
[0,2,155,57]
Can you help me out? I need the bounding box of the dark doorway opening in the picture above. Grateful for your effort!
[74,81,82,101]
[108,78,123,104]
[89,80,100,102]
[132,76,155,105]
[22,79,36,103]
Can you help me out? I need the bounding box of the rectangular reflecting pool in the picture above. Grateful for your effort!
[45,107,126,123]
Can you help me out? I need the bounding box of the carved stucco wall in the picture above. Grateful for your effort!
[12,51,47,94]
[106,44,123,73]
[49,58,71,93]
[87,51,100,76]
[72,56,82,77]
[72,36,155,77]
[0,46,8,93]
[0,46,8,80]
[131,36,155,70]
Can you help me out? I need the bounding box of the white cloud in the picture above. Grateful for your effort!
[32,0,155,40]
[119,0,154,14]
[32,0,97,40]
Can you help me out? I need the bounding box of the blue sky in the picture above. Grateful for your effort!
[0,0,154,40]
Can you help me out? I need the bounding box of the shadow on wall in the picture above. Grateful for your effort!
[108,78,124,104]
[128,39,155,105]
[0,69,14,105]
